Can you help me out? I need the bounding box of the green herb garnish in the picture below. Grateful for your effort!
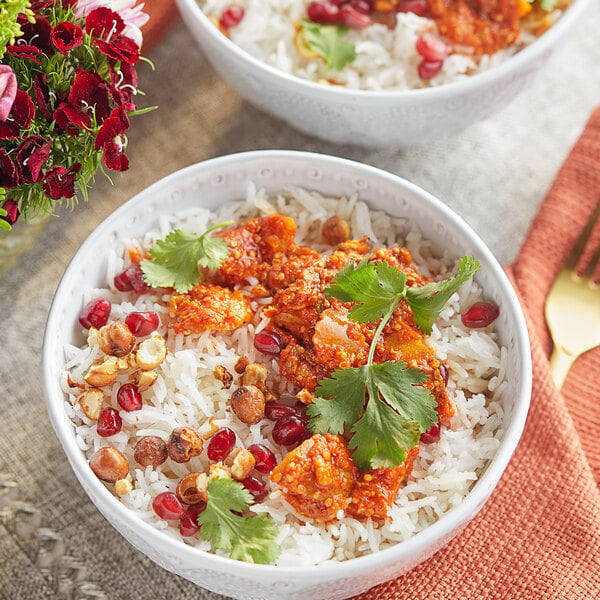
[307,256,480,471]
[197,478,280,564]
[300,21,356,71]
[140,221,232,293]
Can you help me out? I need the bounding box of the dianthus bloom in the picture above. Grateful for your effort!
[0,65,17,121]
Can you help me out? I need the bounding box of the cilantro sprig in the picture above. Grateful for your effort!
[197,478,280,564]
[308,256,480,471]
[140,221,232,293]
[300,21,356,71]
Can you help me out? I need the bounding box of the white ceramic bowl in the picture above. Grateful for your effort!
[174,0,592,147]
[43,151,531,600]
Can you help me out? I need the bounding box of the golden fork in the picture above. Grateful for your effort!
[545,199,600,389]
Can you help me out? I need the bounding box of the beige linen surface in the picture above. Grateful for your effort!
[1,5,600,599]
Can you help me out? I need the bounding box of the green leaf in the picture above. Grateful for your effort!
[405,256,480,334]
[540,0,561,10]
[309,366,368,434]
[324,259,407,323]
[140,222,232,293]
[197,479,280,564]
[300,21,356,71]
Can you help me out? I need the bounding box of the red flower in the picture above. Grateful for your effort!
[85,7,125,39]
[15,136,50,183]
[5,45,42,64]
[0,90,35,140]
[94,34,140,65]
[34,73,53,120]
[52,21,83,55]
[0,149,18,188]
[109,62,138,111]
[43,163,81,199]
[94,106,130,171]
[20,17,53,54]
[53,102,87,134]
[0,200,20,226]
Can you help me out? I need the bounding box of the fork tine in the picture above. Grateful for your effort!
[564,198,600,270]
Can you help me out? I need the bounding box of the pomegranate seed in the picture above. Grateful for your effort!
[1,200,20,226]
[418,59,443,80]
[248,444,277,473]
[272,415,311,446]
[153,492,185,520]
[97,407,122,437]
[179,504,205,536]
[78,297,111,329]
[253,330,283,355]
[398,0,427,16]
[340,4,371,28]
[207,427,236,462]
[349,0,371,14]
[114,264,150,294]
[117,383,143,412]
[461,302,500,328]
[439,363,449,386]
[294,402,309,423]
[125,311,160,336]
[307,1,341,24]
[416,33,447,62]
[420,421,441,444]
[265,402,297,421]
[242,476,268,502]
[219,4,245,29]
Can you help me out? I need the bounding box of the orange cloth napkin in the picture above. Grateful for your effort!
[357,107,600,600]
[142,0,180,53]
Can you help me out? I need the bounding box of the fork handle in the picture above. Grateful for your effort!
[549,346,577,389]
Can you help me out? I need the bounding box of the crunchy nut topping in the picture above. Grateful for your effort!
[87,327,100,348]
[84,356,118,387]
[231,385,265,425]
[135,335,167,370]
[133,436,168,468]
[213,365,233,389]
[76,388,104,420]
[322,216,351,245]
[234,356,249,374]
[202,417,219,440]
[66,375,85,390]
[209,463,231,480]
[167,427,203,463]
[242,363,268,391]
[114,478,133,495]
[196,472,209,494]
[230,448,256,481]
[176,472,207,505]
[89,447,129,483]
[98,322,135,357]
[264,388,278,403]
[117,354,138,371]
[296,388,315,405]
[129,369,158,388]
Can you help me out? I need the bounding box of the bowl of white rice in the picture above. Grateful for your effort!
[43,150,531,600]
[174,0,592,146]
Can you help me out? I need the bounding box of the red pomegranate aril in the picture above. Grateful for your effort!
[461,302,500,328]
[207,427,236,462]
[117,383,143,412]
[248,444,277,473]
[418,59,443,80]
[219,4,245,29]
[153,492,186,520]
[420,421,441,444]
[398,0,427,16]
[253,330,283,355]
[97,407,122,437]
[242,476,268,502]
[114,264,150,294]
[179,504,205,536]
[265,402,297,421]
[439,363,449,386]
[416,33,447,62]
[272,415,311,446]
[340,4,371,28]
[350,0,371,15]
[78,297,111,329]
[307,1,341,24]
[294,402,309,423]
[125,311,159,336]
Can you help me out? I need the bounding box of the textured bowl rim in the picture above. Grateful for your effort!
[43,150,532,580]
[175,0,593,100]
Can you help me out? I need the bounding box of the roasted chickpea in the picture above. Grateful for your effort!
[231,385,265,425]
[167,427,203,463]
[133,436,168,468]
[176,472,207,505]
[322,216,351,245]
[98,322,135,357]
[89,447,129,483]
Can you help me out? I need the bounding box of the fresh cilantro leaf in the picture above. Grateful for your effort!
[197,478,280,564]
[140,221,232,293]
[405,256,480,334]
[309,366,368,434]
[300,21,356,71]
[325,259,407,323]
[540,0,561,10]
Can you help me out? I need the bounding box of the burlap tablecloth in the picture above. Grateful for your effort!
[1,2,599,598]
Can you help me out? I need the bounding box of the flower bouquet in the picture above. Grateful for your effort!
[0,0,152,238]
